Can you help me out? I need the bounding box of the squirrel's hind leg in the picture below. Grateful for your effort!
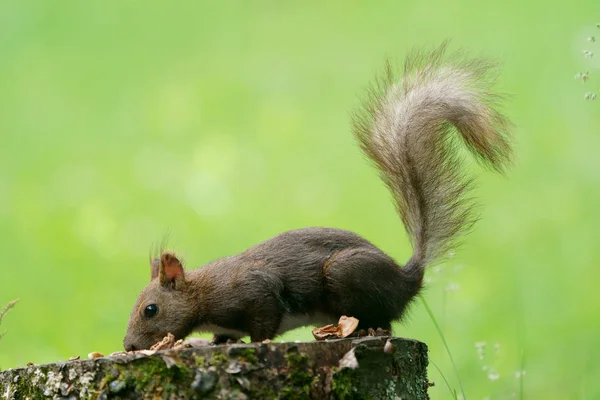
[323,246,417,331]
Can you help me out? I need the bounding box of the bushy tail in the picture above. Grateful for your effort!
[353,43,513,270]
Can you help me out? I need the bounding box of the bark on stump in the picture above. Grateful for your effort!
[0,336,429,399]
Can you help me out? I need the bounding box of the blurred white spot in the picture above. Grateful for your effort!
[453,264,465,273]
[575,71,590,82]
[475,341,486,360]
[445,282,459,292]
[487,370,500,381]
[338,348,359,369]
[514,370,526,378]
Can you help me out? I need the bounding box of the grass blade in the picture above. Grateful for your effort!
[431,358,458,399]
[519,350,526,400]
[420,294,466,400]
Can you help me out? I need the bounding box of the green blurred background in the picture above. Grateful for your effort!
[1,0,599,398]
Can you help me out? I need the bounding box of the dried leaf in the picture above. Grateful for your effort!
[312,316,360,340]
[150,333,176,350]
[337,316,359,338]
[312,323,339,340]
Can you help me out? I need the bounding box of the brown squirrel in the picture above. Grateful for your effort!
[123,44,513,351]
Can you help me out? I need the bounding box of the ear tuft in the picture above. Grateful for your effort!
[150,258,160,281]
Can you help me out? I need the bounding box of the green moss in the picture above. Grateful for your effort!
[285,350,308,368]
[289,369,313,388]
[279,385,309,400]
[238,347,257,364]
[211,351,229,365]
[331,367,358,400]
[193,354,206,367]
[113,356,193,398]
[249,385,278,399]
[98,369,118,391]
[286,351,313,385]
[281,349,316,399]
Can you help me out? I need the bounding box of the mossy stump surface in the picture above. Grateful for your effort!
[0,336,429,399]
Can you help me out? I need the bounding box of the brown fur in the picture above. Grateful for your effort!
[123,44,513,350]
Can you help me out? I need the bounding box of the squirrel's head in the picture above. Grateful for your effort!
[123,252,199,351]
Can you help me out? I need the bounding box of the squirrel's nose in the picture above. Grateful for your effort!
[123,337,137,352]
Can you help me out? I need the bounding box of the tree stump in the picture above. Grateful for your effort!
[0,336,429,399]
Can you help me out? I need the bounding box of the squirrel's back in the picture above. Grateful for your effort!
[353,42,513,271]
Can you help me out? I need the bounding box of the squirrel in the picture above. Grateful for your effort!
[123,43,513,351]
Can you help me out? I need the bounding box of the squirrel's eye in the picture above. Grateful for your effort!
[144,304,159,319]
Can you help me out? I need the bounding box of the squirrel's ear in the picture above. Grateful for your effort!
[158,252,185,288]
[150,258,160,281]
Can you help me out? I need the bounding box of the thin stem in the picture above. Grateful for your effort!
[431,358,458,400]
[420,294,466,400]
[519,350,526,400]
[0,299,19,321]
[0,299,19,341]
